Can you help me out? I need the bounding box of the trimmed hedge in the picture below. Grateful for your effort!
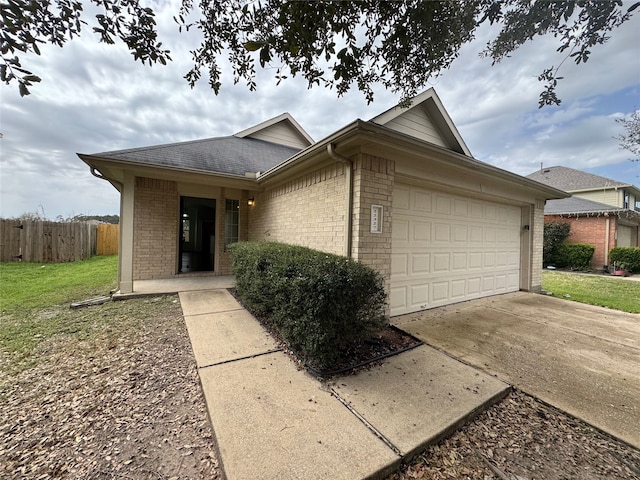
[228,242,387,368]
[543,222,571,267]
[609,247,640,273]
[553,243,595,271]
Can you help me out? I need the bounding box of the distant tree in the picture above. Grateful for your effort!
[615,109,640,160]
[12,205,47,221]
[68,214,120,224]
[1,0,638,106]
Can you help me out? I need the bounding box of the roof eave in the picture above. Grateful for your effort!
[78,153,260,188]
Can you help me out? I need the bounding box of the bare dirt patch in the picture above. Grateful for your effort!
[0,295,221,480]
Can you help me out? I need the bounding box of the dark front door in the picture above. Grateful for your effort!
[179,196,216,273]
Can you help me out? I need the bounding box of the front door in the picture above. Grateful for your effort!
[179,196,216,273]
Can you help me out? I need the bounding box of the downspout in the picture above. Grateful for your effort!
[327,143,353,258]
[604,215,610,267]
[91,167,123,189]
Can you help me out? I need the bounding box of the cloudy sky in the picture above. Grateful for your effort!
[1,2,639,220]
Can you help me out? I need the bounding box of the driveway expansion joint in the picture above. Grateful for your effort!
[197,348,283,370]
[330,387,403,457]
[183,306,244,317]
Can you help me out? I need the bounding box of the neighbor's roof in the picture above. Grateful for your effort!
[86,136,302,177]
[526,166,630,192]
[544,196,625,215]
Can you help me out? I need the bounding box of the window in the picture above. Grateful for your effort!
[224,199,239,246]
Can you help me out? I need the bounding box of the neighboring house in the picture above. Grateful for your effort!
[527,166,640,268]
[79,89,565,316]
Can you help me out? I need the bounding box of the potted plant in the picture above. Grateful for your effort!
[613,262,628,277]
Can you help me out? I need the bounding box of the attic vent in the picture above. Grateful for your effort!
[543,169,551,173]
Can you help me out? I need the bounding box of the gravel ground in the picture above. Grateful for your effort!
[1,294,638,480]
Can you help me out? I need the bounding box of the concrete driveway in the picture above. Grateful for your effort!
[392,292,640,448]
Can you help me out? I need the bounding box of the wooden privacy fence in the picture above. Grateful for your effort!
[0,220,118,262]
[96,223,119,255]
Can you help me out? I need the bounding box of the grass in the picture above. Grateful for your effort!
[0,256,124,372]
[542,271,640,313]
[0,256,118,312]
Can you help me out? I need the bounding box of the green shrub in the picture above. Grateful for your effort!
[609,247,640,273]
[553,243,595,270]
[229,242,387,368]
[543,222,571,267]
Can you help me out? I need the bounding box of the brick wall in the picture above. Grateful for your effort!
[248,163,347,255]
[133,177,179,279]
[351,153,395,311]
[544,215,615,268]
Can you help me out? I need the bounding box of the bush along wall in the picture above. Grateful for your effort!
[609,247,640,274]
[553,243,595,271]
[229,242,387,369]
[543,222,571,267]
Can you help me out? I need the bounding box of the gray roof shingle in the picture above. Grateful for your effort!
[526,166,628,191]
[91,136,302,176]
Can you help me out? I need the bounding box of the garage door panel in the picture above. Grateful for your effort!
[391,253,409,276]
[413,221,431,241]
[391,183,522,316]
[433,223,451,242]
[413,191,432,212]
[432,253,450,272]
[453,225,468,242]
[412,254,430,274]
[469,226,483,243]
[392,218,410,242]
[453,199,468,217]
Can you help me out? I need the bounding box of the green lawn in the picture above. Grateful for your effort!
[542,271,640,313]
[0,256,120,371]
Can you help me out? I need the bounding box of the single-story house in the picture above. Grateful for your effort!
[526,166,640,268]
[79,89,566,316]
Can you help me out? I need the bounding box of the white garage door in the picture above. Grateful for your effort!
[390,183,522,316]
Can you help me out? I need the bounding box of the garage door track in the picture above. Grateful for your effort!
[392,291,640,448]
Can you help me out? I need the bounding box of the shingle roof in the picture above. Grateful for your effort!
[91,136,302,176]
[526,166,628,191]
[544,197,624,215]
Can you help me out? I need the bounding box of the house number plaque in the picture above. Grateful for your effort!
[371,205,383,233]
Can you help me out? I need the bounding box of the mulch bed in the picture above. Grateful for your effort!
[228,289,423,377]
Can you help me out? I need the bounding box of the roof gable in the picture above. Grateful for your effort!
[369,88,472,156]
[526,166,629,192]
[234,113,314,149]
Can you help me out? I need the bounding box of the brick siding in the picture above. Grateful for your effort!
[248,163,347,255]
[133,177,179,280]
[351,153,395,313]
[544,215,616,268]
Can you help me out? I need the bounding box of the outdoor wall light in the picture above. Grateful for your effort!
[247,198,255,206]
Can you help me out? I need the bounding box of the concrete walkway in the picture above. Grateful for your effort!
[179,289,509,480]
[393,292,640,449]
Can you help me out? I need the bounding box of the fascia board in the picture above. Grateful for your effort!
[78,154,259,190]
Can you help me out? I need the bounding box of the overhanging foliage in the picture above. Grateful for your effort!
[2,0,638,104]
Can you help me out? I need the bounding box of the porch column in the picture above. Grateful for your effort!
[118,172,135,293]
